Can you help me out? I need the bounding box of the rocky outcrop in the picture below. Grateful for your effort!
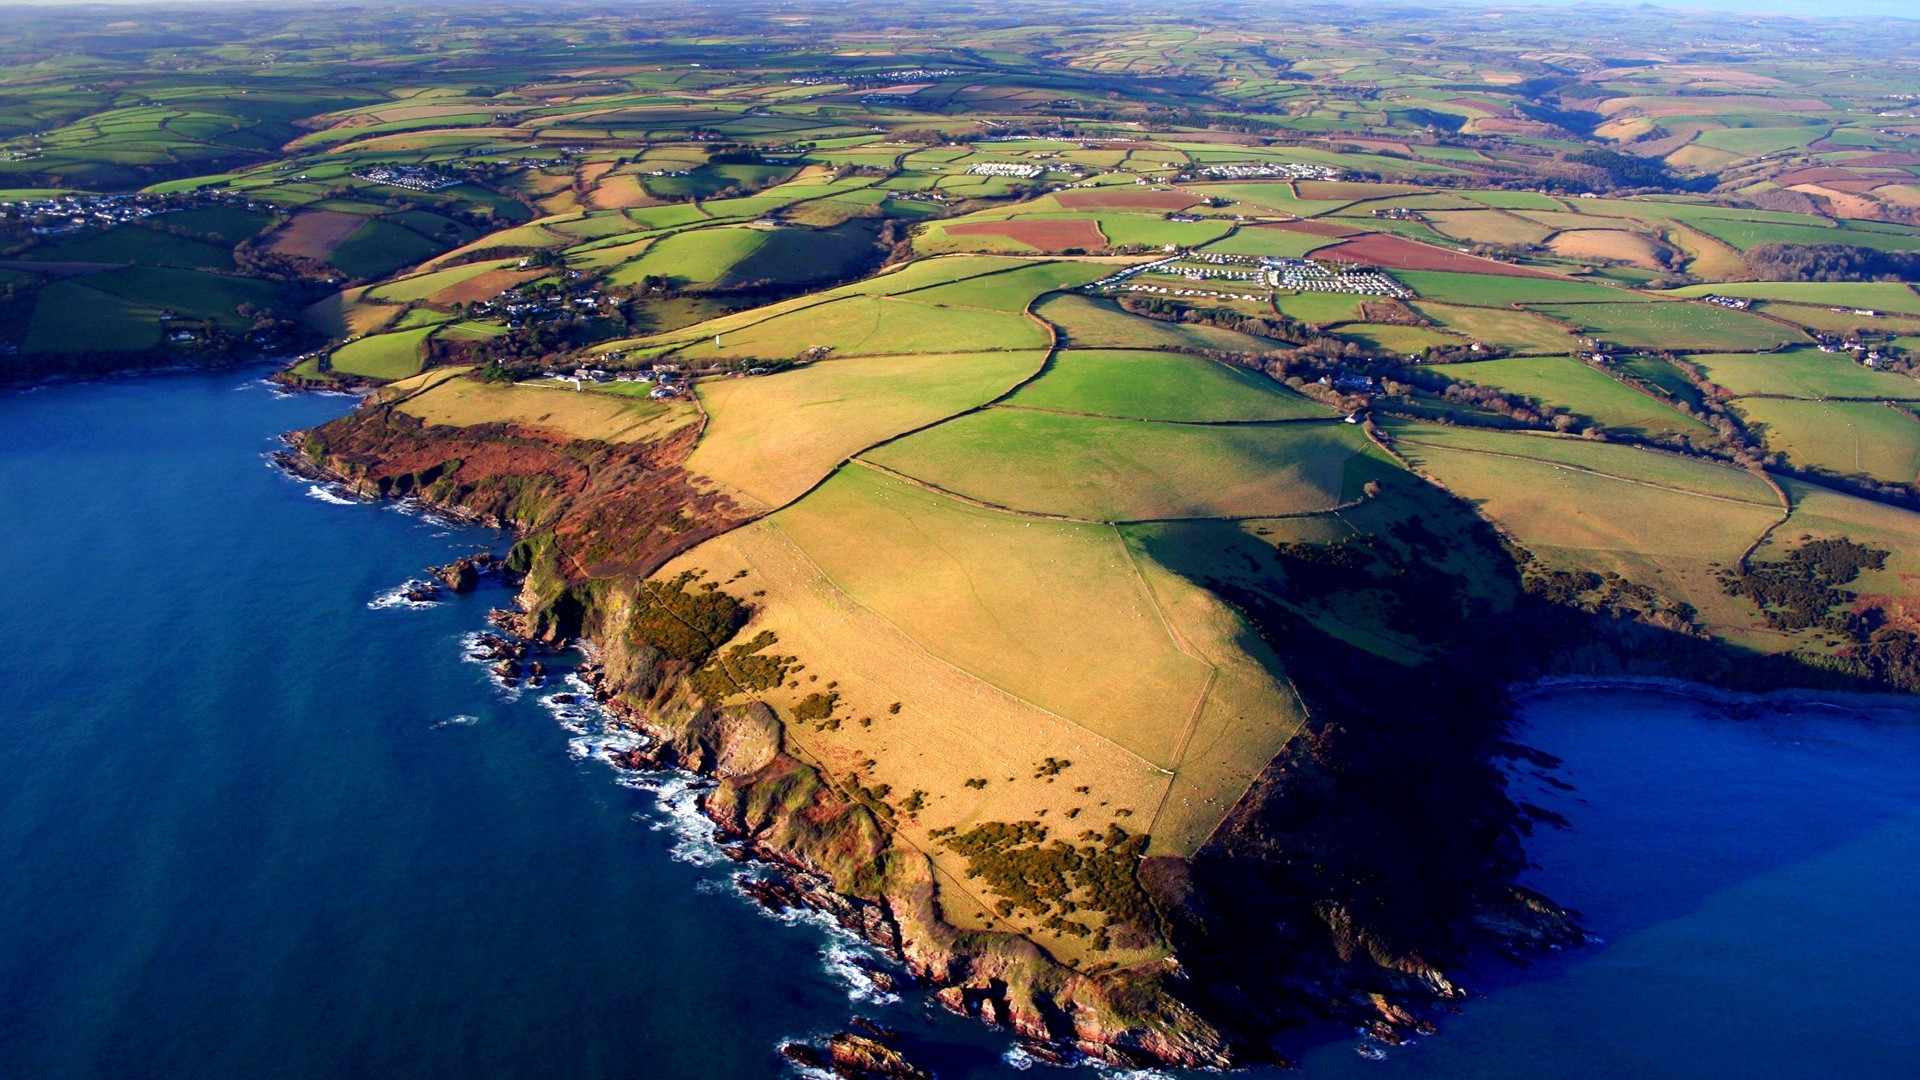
[291,384,1592,1070]
[779,1033,931,1080]
[429,552,496,593]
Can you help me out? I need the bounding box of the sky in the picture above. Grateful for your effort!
[1,0,1914,16]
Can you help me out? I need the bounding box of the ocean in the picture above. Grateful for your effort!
[3,369,1916,1078]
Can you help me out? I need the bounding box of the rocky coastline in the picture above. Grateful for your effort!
[287,404,1603,1071]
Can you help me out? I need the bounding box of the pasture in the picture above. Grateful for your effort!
[394,371,696,442]
[20,281,160,352]
[1392,270,1634,306]
[1034,293,1279,351]
[327,326,435,380]
[863,408,1368,521]
[1687,347,1920,400]
[1441,355,1709,437]
[687,350,1045,508]
[1733,398,1920,484]
[1389,424,1782,620]
[1332,323,1462,355]
[896,260,1109,311]
[1006,349,1333,422]
[665,295,1047,361]
[1525,300,1802,352]
[1200,227,1335,259]
[1410,302,1575,353]
[1666,281,1920,316]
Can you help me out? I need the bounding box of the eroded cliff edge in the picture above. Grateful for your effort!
[290,390,1903,1068]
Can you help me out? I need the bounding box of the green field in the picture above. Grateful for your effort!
[663,295,1048,361]
[328,218,446,279]
[328,325,435,380]
[17,225,235,270]
[1091,214,1236,249]
[1442,355,1709,437]
[1272,291,1367,325]
[81,266,280,329]
[1201,228,1335,259]
[1666,281,1920,316]
[1411,302,1576,353]
[896,259,1108,311]
[1006,349,1332,422]
[1333,323,1462,355]
[688,350,1044,508]
[1386,422,1780,505]
[1525,301,1802,352]
[605,226,766,288]
[1733,398,1920,484]
[1389,424,1781,563]
[1689,217,1920,253]
[865,407,1370,521]
[1688,347,1920,400]
[1035,293,1278,351]
[1394,270,1637,306]
[20,281,161,353]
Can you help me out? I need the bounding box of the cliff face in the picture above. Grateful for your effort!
[293,392,1611,1066]
[300,402,747,596]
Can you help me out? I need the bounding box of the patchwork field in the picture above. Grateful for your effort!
[1525,301,1803,352]
[660,295,1049,362]
[1005,349,1333,422]
[1034,293,1279,351]
[864,408,1372,521]
[1387,423,1784,623]
[1410,302,1575,353]
[1688,348,1920,400]
[1441,356,1710,438]
[392,369,697,443]
[28,3,1920,1034]
[686,350,1045,508]
[328,326,434,380]
[1733,398,1920,484]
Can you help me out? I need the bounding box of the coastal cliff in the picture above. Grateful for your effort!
[295,392,1884,1067]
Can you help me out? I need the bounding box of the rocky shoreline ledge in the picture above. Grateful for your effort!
[287,404,1593,1070]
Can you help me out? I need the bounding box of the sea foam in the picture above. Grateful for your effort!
[305,484,360,506]
[367,580,440,610]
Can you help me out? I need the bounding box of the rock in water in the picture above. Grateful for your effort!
[826,1032,930,1080]
[430,556,480,593]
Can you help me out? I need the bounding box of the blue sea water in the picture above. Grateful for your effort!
[1297,690,1920,1078]
[3,369,1918,1079]
[0,370,1010,1079]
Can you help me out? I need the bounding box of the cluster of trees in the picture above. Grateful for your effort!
[1720,538,1888,632]
[1745,243,1920,283]
[940,820,1154,951]
[1116,294,1317,344]
[1565,148,1709,193]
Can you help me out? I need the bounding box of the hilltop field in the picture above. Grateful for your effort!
[19,0,1920,1067]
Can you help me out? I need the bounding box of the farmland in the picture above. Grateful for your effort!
[1441,355,1710,438]
[1525,300,1803,352]
[1733,398,1920,485]
[863,408,1372,522]
[24,2,1920,1068]
[1006,349,1332,422]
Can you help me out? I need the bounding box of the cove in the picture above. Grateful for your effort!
[1293,687,1920,1078]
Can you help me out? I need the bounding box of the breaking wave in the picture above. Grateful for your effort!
[367,580,440,610]
[305,484,360,506]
